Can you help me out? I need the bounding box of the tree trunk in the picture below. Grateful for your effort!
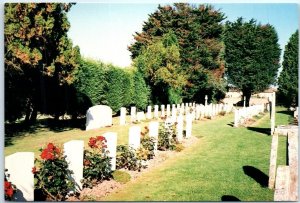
[242,90,252,107]
[29,106,37,122]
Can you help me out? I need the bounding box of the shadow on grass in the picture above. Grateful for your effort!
[242,166,268,188]
[5,118,86,147]
[277,110,293,116]
[246,127,270,136]
[227,122,234,127]
[221,195,241,201]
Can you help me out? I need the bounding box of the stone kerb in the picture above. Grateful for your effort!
[5,152,34,201]
[64,140,84,191]
[154,105,159,119]
[86,105,112,130]
[149,121,159,152]
[176,115,184,142]
[103,132,117,171]
[130,106,136,123]
[129,126,141,150]
[120,107,126,125]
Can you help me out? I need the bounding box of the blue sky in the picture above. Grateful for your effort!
[67,3,298,67]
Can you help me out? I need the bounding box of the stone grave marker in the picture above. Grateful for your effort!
[147,106,152,119]
[64,140,84,191]
[103,132,117,171]
[186,113,192,138]
[166,104,171,117]
[5,152,34,201]
[120,107,126,125]
[86,105,112,130]
[161,105,165,117]
[129,126,141,150]
[130,106,136,123]
[154,105,159,119]
[149,121,159,151]
[176,115,184,142]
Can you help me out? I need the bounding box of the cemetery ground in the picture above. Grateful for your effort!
[4,106,291,201]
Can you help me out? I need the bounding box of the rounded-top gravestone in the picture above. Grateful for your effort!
[86,105,113,130]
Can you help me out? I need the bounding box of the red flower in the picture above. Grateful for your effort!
[88,137,98,148]
[96,136,105,142]
[47,143,55,150]
[32,167,37,174]
[83,159,91,166]
[4,181,14,198]
[4,181,11,189]
[6,187,13,197]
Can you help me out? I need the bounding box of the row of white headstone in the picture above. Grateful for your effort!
[5,116,193,201]
[121,102,233,125]
[233,104,266,127]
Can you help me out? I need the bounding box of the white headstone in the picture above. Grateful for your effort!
[149,121,159,152]
[120,107,126,125]
[147,106,152,119]
[86,105,112,130]
[176,115,184,142]
[136,111,146,122]
[205,95,208,106]
[166,104,171,117]
[185,114,192,138]
[154,105,159,119]
[5,152,34,201]
[64,140,84,191]
[129,126,141,150]
[103,132,117,171]
[130,106,136,123]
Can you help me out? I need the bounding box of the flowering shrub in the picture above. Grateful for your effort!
[33,143,75,201]
[4,169,17,201]
[116,145,142,171]
[140,126,155,160]
[158,121,177,150]
[82,136,112,188]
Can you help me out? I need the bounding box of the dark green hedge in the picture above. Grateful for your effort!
[73,59,150,114]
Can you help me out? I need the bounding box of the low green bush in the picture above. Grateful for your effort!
[158,122,177,151]
[116,145,142,171]
[112,170,131,184]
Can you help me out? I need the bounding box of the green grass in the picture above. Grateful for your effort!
[101,107,289,201]
[5,115,152,157]
[4,106,291,201]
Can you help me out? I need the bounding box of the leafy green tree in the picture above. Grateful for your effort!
[4,3,79,122]
[278,30,298,107]
[131,70,150,110]
[133,31,186,104]
[224,18,281,106]
[129,3,226,103]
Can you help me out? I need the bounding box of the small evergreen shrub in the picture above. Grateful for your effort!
[158,122,177,151]
[116,145,142,171]
[112,170,131,183]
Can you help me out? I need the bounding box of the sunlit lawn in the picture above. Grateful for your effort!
[101,106,290,201]
[4,106,291,201]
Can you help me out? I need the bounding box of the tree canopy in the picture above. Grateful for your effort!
[5,3,80,122]
[278,30,298,107]
[129,3,226,103]
[223,17,281,106]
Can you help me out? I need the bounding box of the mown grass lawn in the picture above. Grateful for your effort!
[101,106,290,201]
[4,106,291,201]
